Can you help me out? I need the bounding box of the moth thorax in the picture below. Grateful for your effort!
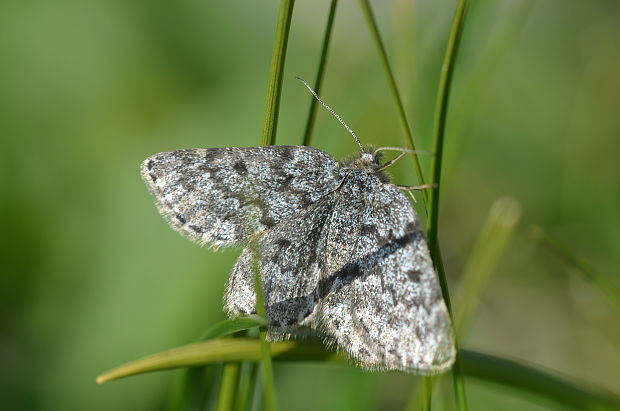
[348,151,381,172]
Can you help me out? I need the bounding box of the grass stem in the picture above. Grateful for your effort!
[425,0,471,410]
[262,0,295,146]
[302,0,338,146]
[455,198,521,335]
[251,242,277,411]
[217,363,241,411]
[358,0,427,194]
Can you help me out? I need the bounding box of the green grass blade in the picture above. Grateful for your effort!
[95,339,337,384]
[168,317,265,411]
[234,362,258,411]
[97,339,620,410]
[358,0,427,192]
[96,339,260,383]
[421,377,433,411]
[262,0,295,146]
[451,356,468,411]
[217,362,241,411]
[201,316,267,341]
[530,225,620,307]
[302,0,338,146]
[460,350,620,411]
[427,0,470,250]
[449,198,521,411]
[167,366,220,411]
[425,0,471,409]
[255,1,297,407]
[404,376,434,411]
[455,197,522,335]
[250,242,277,411]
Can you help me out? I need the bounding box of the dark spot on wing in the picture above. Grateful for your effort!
[233,160,248,176]
[278,146,294,161]
[377,236,389,248]
[360,224,379,237]
[406,222,417,233]
[180,178,195,191]
[275,238,291,249]
[261,215,276,228]
[149,173,158,182]
[146,159,154,170]
[175,214,186,224]
[406,269,422,283]
[198,163,219,175]
[394,231,412,247]
[340,263,360,281]
[300,194,312,208]
[277,174,293,190]
[189,225,204,234]
[268,295,317,327]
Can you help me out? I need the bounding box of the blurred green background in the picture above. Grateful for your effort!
[1,1,619,410]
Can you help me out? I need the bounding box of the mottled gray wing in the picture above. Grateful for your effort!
[224,195,336,334]
[141,146,342,247]
[316,172,455,374]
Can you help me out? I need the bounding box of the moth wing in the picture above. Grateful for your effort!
[141,146,342,247]
[317,179,455,374]
[224,195,336,334]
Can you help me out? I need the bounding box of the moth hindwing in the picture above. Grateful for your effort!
[141,145,455,374]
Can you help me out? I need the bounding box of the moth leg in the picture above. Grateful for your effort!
[406,190,417,204]
[394,183,438,203]
[376,152,407,172]
[395,183,438,191]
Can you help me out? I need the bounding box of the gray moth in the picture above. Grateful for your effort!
[141,144,456,374]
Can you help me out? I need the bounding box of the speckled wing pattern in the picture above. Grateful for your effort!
[141,145,455,374]
[315,171,455,374]
[224,194,335,332]
[141,146,342,247]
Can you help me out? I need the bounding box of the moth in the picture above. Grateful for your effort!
[141,79,455,374]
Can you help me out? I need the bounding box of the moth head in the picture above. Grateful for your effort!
[360,149,380,165]
[343,147,386,173]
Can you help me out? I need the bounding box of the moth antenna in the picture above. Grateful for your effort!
[296,77,363,150]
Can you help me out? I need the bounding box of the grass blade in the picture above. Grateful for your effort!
[217,362,241,411]
[302,0,338,146]
[201,316,267,341]
[425,0,471,410]
[234,362,258,411]
[455,197,522,335]
[404,376,434,411]
[427,0,470,250]
[95,339,337,384]
[261,0,295,146]
[97,339,620,410]
[169,317,265,411]
[167,366,219,411]
[96,339,265,384]
[250,242,277,411]
[460,350,620,411]
[358,0,427,191]
[255,0,297,407]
